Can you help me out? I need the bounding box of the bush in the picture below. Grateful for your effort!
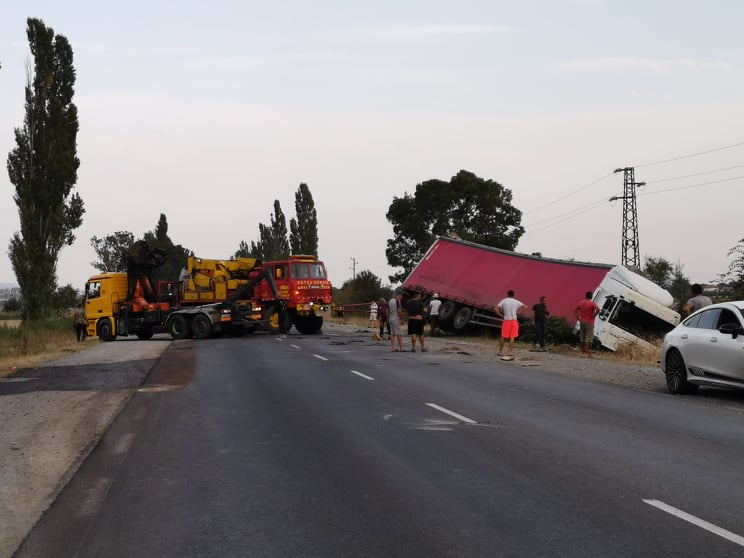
[519,316,576,346]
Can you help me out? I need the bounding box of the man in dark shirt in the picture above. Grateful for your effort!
[406,292,427,353]
[532,296,549,351]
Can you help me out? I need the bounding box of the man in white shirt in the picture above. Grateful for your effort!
[495,290,527,358]
[428,293,442,336]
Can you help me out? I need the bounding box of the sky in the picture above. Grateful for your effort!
[1,0,744,291]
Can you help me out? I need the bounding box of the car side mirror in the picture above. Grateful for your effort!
[719,323,742,339]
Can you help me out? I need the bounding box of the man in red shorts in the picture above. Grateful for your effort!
[574,291,600,356]
[495,290,527,358]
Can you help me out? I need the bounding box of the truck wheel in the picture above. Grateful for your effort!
[97,318,116,342]
[294,315,323,334]
[167,314,192,340]
[453,307,473,331]
[264,305,290,334]
[192,314,213,339]
[136,326,154,340]
[437,301,459,330]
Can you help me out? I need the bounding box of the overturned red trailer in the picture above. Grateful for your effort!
[401,237,680,350]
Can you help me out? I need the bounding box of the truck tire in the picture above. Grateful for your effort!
[453,306,473,331]
[136,326,154,340]
[294,315,323,334]
[264,305,290,334]
[167,314,192,340]
[97,318,116,342]
[192,313,213,339]
[437,301,459,330]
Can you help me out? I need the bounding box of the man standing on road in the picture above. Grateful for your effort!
[428,293,442,336]
[574,291,600,357]
[532,296,549,351]
[495,290,527,358]
[388,291,406,352]
[406,292,427,353]
[73,302,87,342]
[682,283,712,316]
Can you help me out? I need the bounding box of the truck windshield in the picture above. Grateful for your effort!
[608,299,675,340]
[291,263,326,279]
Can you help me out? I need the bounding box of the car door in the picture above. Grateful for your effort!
[707,308,744,380]
[679,308,720,375]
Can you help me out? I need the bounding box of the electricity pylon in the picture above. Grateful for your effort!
[610,167,645,270]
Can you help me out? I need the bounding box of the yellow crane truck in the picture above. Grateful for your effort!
[84,256,285,341]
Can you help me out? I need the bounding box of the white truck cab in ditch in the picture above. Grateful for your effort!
[592,266,681,351]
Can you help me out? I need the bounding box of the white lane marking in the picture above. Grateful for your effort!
[313,354,328,361]
[350,370,374,381]
[290,344,301,349]
[643,499,744,547]
[426,403,477,424]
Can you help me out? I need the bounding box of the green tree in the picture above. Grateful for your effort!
[52,283,81,314]
[289,183,318,255]
[642,255,674,289]
[668,261,691,314]
[250,201,290,261]
[90,231,134,272]
[234,240,253,259]
[142,214,192,285]
[334,270,390,306]
[727,237,744,298]
[386,170,523,283]
[3,297,22,312]
[7,18,84,322]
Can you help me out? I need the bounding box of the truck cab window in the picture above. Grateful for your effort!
[292,264,309,278]
[598,296,616,320]
[87,282,101,300]
[310,264,325,279]
[608,299,677,339]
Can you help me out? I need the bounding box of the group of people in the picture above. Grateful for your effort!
[369,292,442,353]
[494,282,713,359]
[494,290,600,358]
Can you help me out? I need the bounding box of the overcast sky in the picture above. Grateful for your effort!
[1,0,743,291]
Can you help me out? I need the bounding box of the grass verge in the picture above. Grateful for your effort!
[0,317,88,378]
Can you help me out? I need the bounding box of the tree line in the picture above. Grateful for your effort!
[6,17,744,320]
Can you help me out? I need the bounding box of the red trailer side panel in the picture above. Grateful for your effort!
[402,238,614,324]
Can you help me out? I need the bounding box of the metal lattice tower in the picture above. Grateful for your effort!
[611,167,644,270]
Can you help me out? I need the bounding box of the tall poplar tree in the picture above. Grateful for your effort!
[7,18,84,321]
[289,183,318,255]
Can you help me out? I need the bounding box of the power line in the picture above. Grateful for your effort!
[639,174,744,196]
[525,198,608,234]
[522,172,614,215]
[644,164,744,184]
[634,140,744,168]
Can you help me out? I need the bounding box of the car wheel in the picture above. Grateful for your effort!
[665,348,696,394]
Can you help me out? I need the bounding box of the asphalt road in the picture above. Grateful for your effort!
[16,328,744,557]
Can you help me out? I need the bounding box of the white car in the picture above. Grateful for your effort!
[659,301,744,394]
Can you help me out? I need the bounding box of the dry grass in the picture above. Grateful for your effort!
[0,319,88,378]
[609,339,662,365]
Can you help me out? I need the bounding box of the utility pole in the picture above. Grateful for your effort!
[350,257,357,280]
[610,167,645,271]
